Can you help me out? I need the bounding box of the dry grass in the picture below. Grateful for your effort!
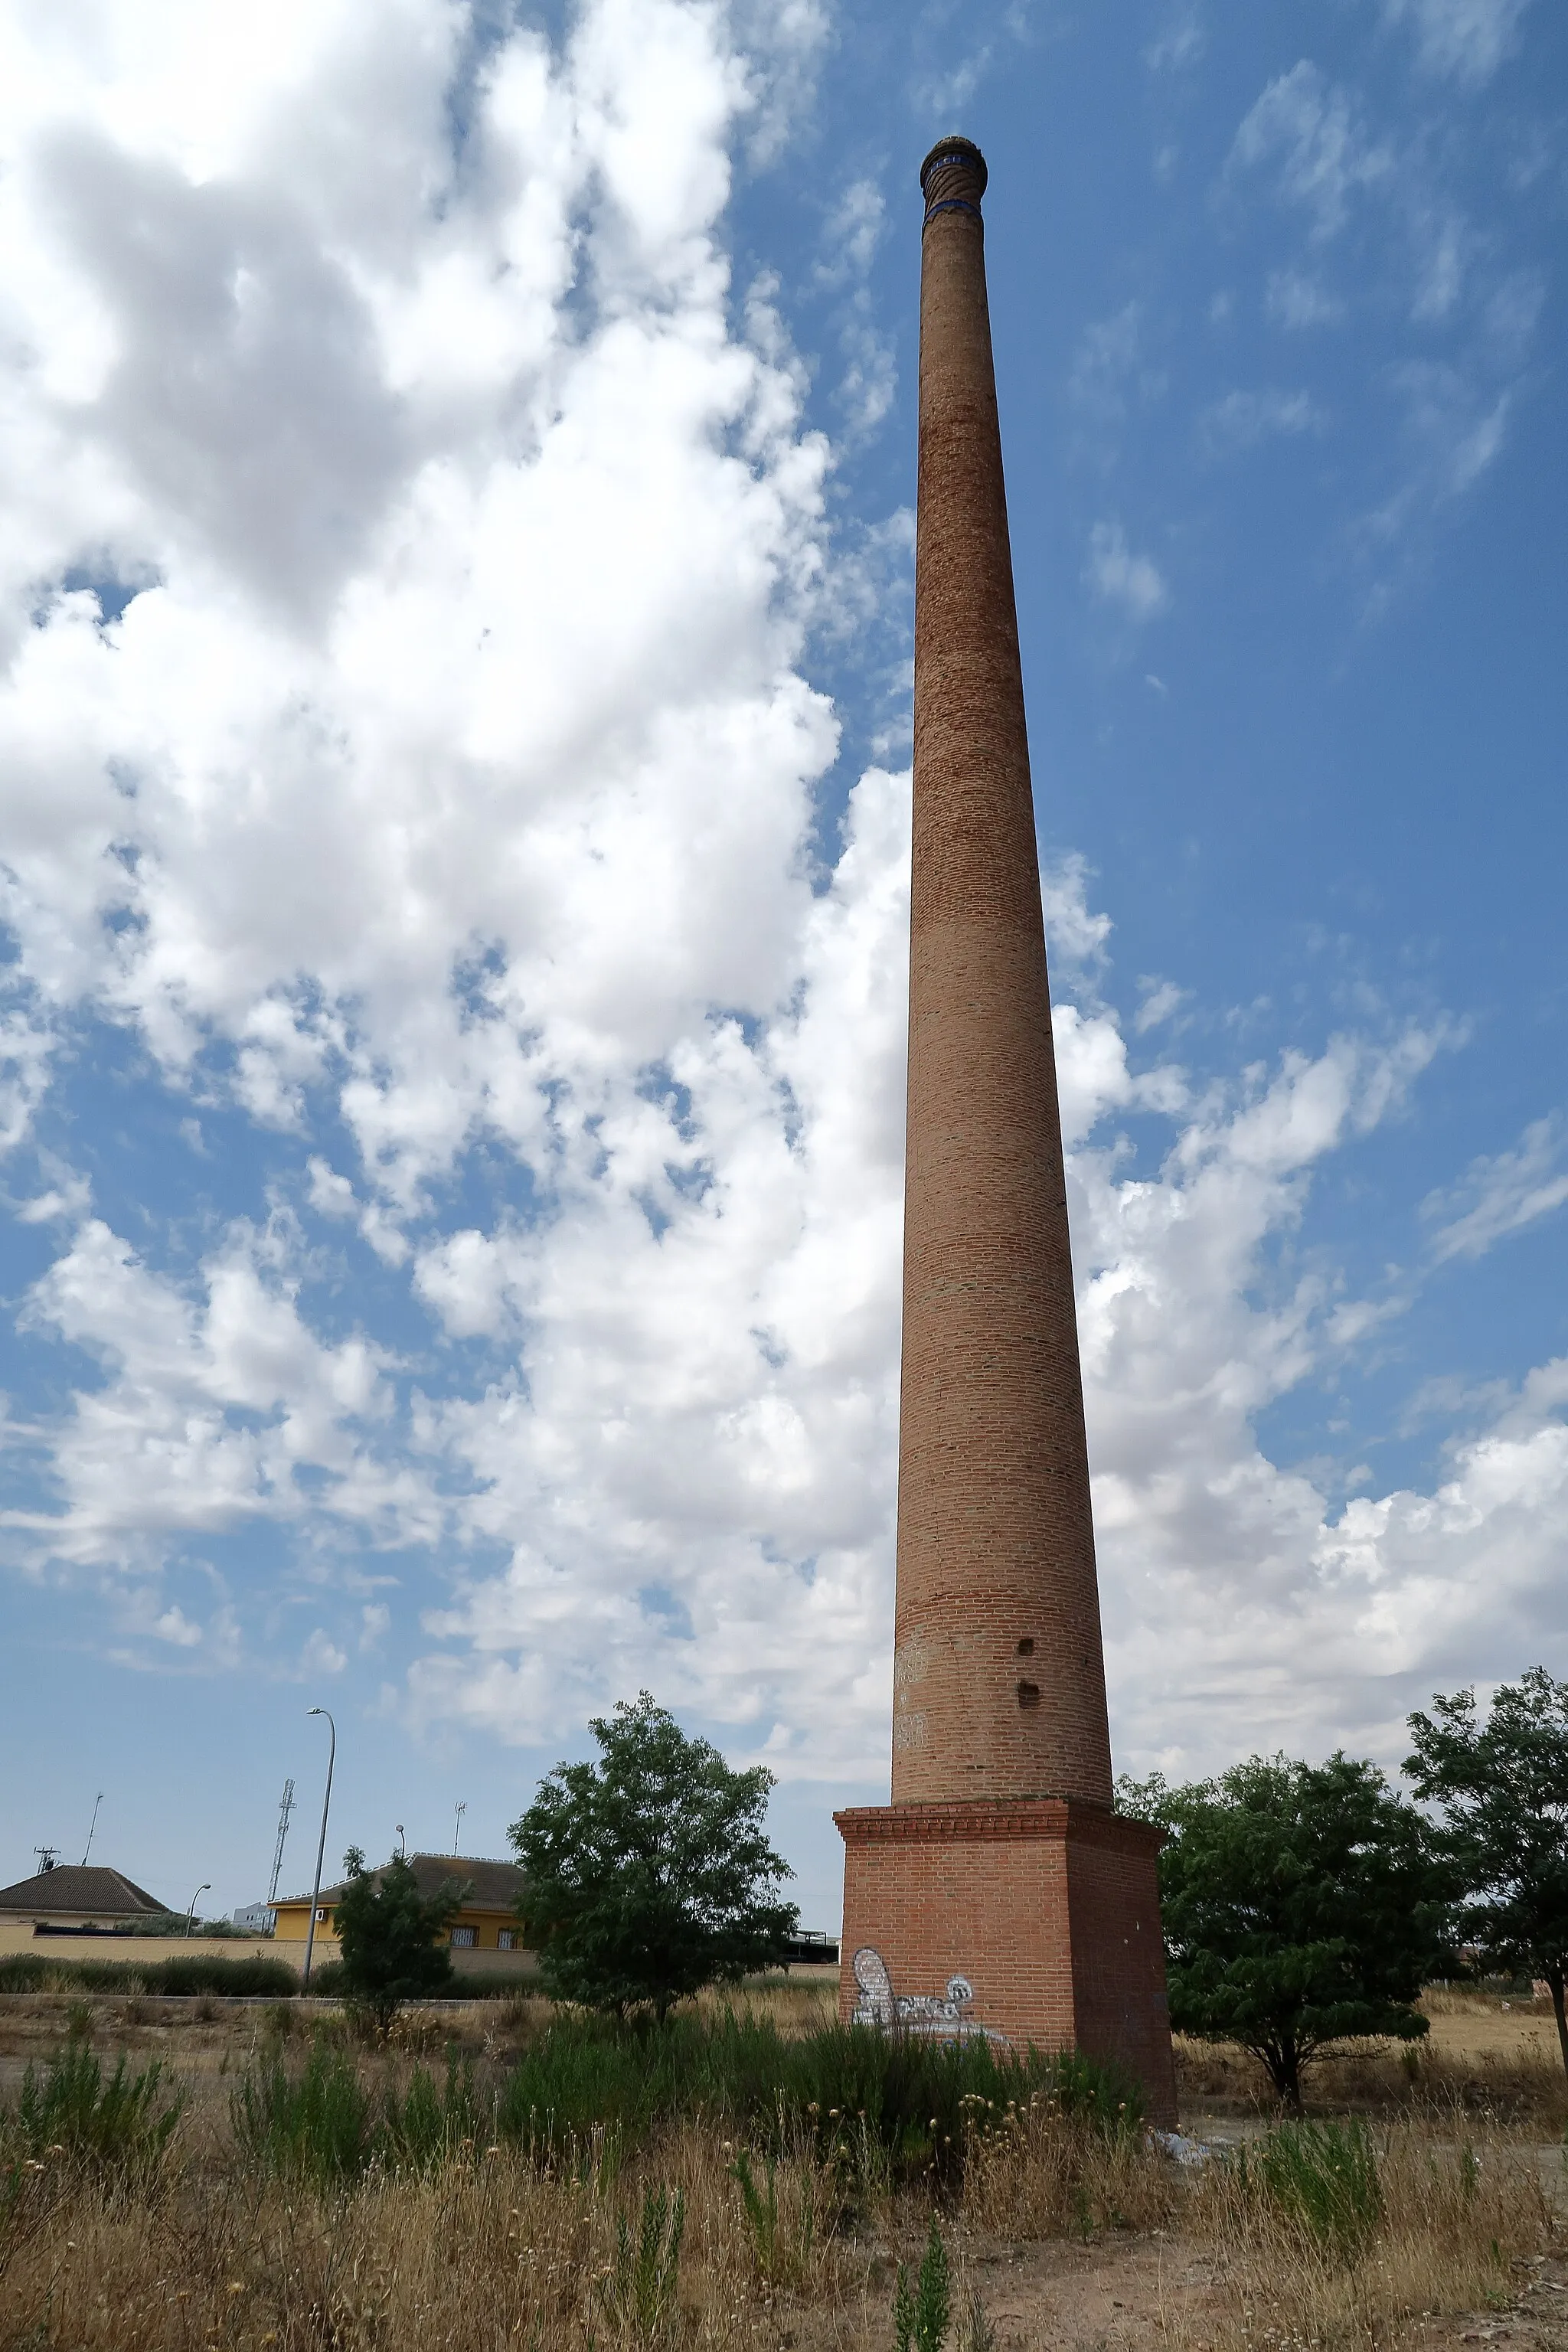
[1,2125,877,2352]
[3,1997,1566,2352]
[1169,2118,1559,2352]
[1175,1997,1568,2132]
[6,2096,1560,2352]
[960,2089,1176,2241]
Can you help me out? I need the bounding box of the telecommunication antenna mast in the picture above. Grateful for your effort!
[33,1847,58,1874]
[266,1779,296,1907]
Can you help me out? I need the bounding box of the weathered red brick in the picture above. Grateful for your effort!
[837,139,1176,2128]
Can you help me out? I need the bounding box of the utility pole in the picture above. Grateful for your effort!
[302,1710,335,1994]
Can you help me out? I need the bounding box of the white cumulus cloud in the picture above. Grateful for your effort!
[0,0,1560,1805]
[1084,521,1169,621]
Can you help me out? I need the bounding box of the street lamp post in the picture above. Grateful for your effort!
[186,1883,210,1938]
[302,1707,336,1994]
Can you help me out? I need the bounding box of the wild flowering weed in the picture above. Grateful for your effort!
[958,2086,1171,2240]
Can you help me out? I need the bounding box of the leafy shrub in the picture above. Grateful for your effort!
[146,1955,297,1998]
[8,2038,183,2175]
[296,1962,537,2005]
[0,1952,296,1998]
[333,1851,460,2028]
[1122,1755,1446,2109]
[438,1971,541,2001]
[512,1694,797,2020]
[1253,2117,1383,2259]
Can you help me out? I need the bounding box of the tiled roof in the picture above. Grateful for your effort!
[279,1854,524,1911]
[0,1865,168,1916]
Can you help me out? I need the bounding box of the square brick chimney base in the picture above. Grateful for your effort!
[835,1798,1177,2126]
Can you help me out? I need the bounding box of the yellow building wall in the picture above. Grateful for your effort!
[272,1901,527,1956]
[0,1915,537,1982]
[0,1921,279,1965]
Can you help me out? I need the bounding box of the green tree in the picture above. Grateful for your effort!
[332,1851,463,2030]
[1406,1668,1568,2082]
[510,1692,799,2021]
[1121,1753,1450,2111]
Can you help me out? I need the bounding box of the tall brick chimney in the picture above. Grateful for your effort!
[836,139,1175,2118]
[895,137,1112,1809]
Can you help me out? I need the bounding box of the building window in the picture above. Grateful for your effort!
[315,1908,329,1922]
[450,1926,476,1948]
[498,1928,516,1951]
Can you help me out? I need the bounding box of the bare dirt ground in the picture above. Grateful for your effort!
[954,2243,1568,2352]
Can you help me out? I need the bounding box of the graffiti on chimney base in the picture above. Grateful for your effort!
[850,1946,1011,2044]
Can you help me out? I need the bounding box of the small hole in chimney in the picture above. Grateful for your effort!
[1017,1681,1040,1709]
[1016,1637,1034,1656]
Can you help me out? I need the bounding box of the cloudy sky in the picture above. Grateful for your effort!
[1,0,1563,1932]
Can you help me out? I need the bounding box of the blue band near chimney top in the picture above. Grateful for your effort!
[923,198,984,227]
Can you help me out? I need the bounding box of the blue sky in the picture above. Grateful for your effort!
[0,0,1563,1937]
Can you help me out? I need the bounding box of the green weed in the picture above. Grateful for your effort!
[230,2039,377,2184]
[382,2054,480,2174]
[493,2009,1135,2183]
[596,2182,685,2344]
[893,2213,951,2352]
[10,2039,183,2175]
[1253,2117,1383,2259]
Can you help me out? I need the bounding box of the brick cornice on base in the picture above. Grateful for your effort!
[834,1799,1163,1856]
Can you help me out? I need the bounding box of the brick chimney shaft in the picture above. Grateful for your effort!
[892,138,1114,1808]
